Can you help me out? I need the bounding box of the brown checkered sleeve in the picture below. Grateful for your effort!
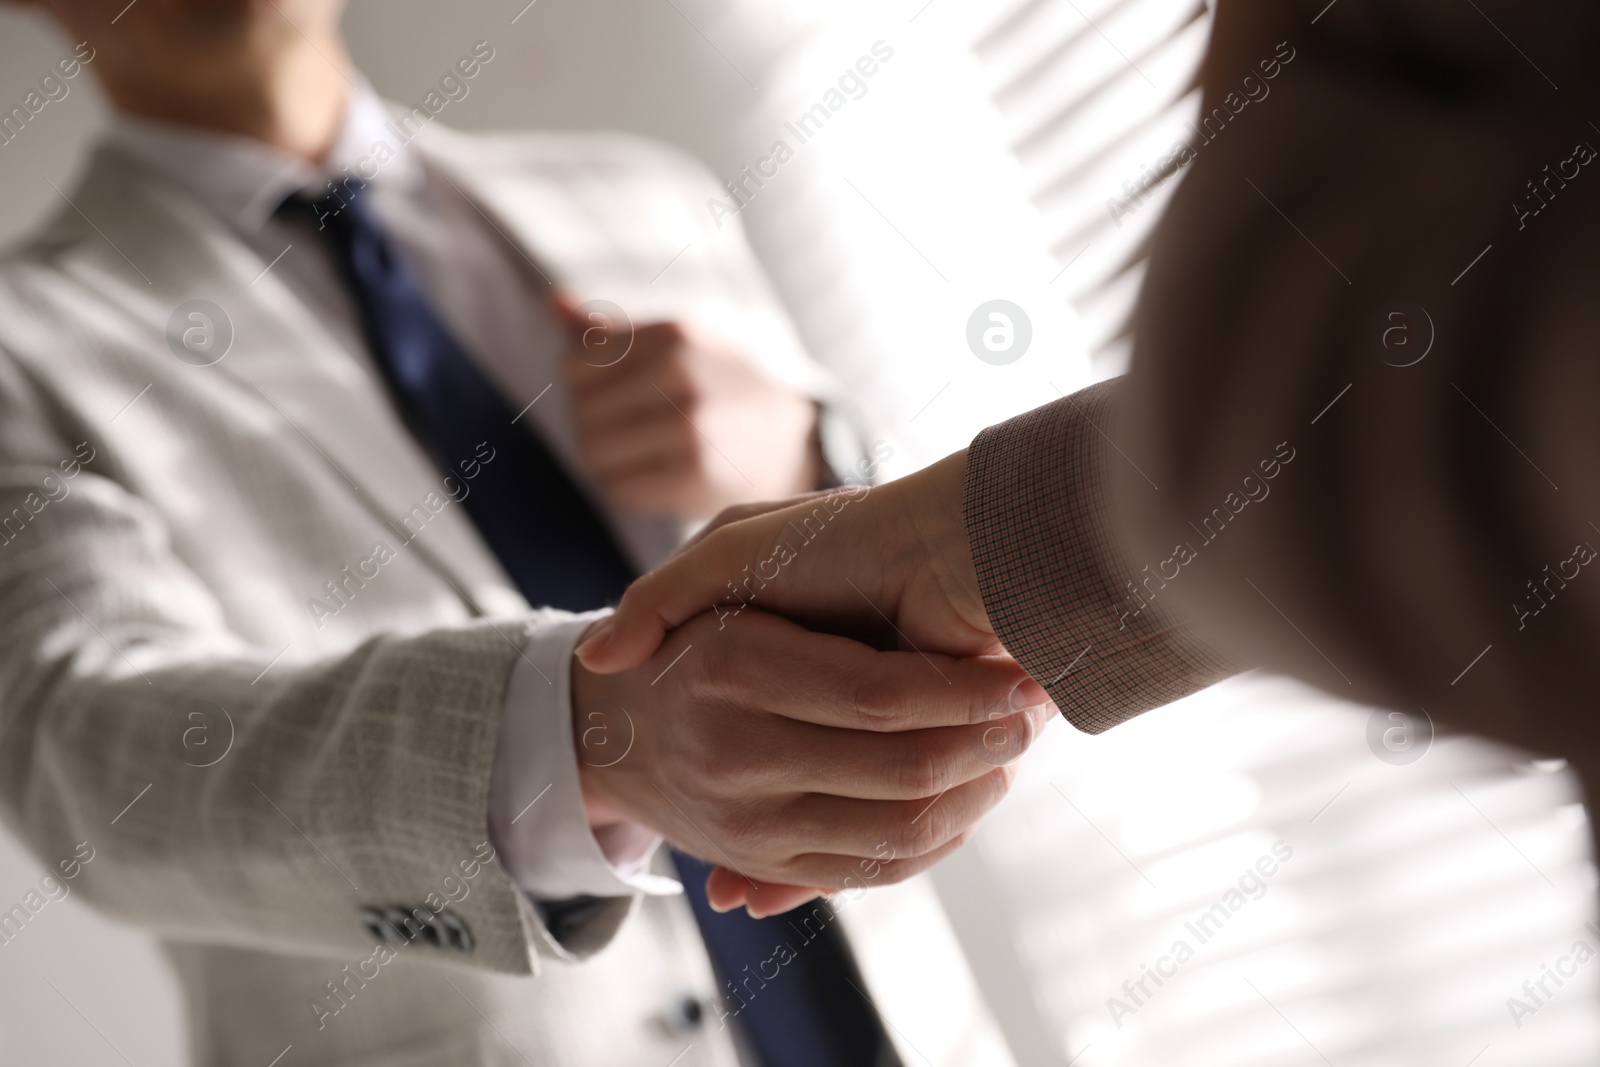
[963,378,1241,734]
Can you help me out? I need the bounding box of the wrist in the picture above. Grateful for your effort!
[570,621,633,828]
[894,449,990,633]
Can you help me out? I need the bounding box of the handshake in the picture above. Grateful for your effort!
[568,451,1058,917]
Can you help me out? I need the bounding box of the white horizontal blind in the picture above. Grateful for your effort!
[968,0,1211,374]
[972,674,1599,1066]
[699,0,1098,475]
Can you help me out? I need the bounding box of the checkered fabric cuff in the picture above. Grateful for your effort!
[963,379,1240,733]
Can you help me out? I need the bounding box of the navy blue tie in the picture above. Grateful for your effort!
[284,185,893,1067]
[281,188,635,611]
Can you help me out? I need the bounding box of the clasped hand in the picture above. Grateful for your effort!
[572,453,1056,916]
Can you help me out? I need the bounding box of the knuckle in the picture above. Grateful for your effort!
[657,360,692,397]
[651,381,688,414]
[712,806,762,854]
[893,811,945,858]
[976,713,1037,767]
[725,806,783,863]
[702,523,747,571]
[680,742,726,792]
[962,670,1012,726]
[782,858,840,891]
[661,321,689,348]
[849,676,907,729]
[697,644,752,703]
[922,803,959,854]
[895,743,952,799]
[872,856,918,888]
[969,685,1006,727]
[716,746,771,793]
[669,424,702,459]
[988,761,1021,796]
[687,632,732,681]
[708,503,749,532]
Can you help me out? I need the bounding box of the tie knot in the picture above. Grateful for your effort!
[276,181,374,235]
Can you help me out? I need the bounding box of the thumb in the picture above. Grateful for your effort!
[549,290,588,337]
[577,517,766,672]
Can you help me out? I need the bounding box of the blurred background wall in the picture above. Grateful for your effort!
[2,2,1598,1065]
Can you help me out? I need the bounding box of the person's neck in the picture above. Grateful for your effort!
[106,42,354,163]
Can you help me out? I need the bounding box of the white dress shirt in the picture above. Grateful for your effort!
[106,82,677,902]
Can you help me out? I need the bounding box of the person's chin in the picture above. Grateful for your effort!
[182,0,331,39]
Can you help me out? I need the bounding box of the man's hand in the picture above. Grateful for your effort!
[571,605,1051,916]
[558,297,823,520]
[577,450,989,673]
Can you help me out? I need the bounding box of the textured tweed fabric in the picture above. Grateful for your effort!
[963,379,1240,734]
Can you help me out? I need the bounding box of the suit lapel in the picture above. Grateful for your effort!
[61,144,527,619]
[413,127,700,318]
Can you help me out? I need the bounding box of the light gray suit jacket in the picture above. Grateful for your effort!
[0,122,1011,1066]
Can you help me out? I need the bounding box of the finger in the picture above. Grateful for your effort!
[606,464,699,518]
[779,827,982,893]
[771,764,1016,862]
[726,612,1046,731]
[549,290,585,335]
[576,515,780,672]
[566,323,683,395]
[745,883,825,920]
[569,370,681,432]
[567,358,689,431]
[761,709,1048,801]
[552,294,645,373]
[565,340,671,398]
[705,867,824,917]
[676,490,842,555]
[576,416,692,478]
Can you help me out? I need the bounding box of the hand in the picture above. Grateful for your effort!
[571,606,1052,917]
[557,296,823,520]
[577,450,991,673]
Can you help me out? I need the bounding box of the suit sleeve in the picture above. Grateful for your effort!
[971,0,1600,761]
[0,348,569,976]
[1121,0,1600,760]
[964,379,1242,732]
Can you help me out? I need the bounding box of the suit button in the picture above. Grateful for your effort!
[661,993,705,1035]
[359,907,389,945]
[383,906,424,944]
[437,909,474,953]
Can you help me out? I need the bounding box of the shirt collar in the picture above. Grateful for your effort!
[106,77,424,235]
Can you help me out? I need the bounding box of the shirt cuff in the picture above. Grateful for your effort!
[487,608,681,900]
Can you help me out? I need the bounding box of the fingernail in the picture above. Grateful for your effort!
[575,617,614,661]
[708,897,736,914]
[1010,678,1048,710]
[1026,701,1060,731]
